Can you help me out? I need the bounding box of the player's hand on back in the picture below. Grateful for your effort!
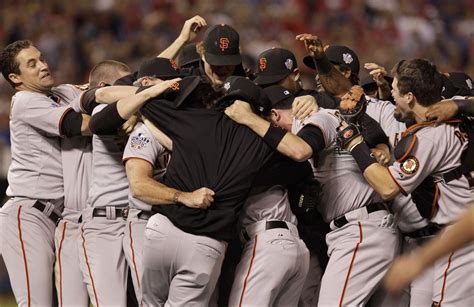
[425,99,459,126]
[179,15,207,43]
[292,95,318,121]
[224,100,256,125]
[181,188,215,209]
[295,33,325,59]
[143,78,182,99]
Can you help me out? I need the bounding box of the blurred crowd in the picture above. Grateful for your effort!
[0,0,473,162]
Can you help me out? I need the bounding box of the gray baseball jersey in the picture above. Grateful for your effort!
[229,186,309,306]
[0,85,78,306]
[87,104,129,208]
[7,86,74,201]
[292,108,383,222]
[123,122,167,211]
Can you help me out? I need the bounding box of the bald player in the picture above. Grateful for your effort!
[54,60,130,307]
[225,84,400,306]
[0,40,90,306]
[339,59,474,306]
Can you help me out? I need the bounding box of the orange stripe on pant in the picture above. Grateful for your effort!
[339,221,363,307]
[17,206,31,307]
[57,221,68,307]
[81,225,100,307]
[128,221,141,288]
[438,251,454,306]
[239,235,259,307]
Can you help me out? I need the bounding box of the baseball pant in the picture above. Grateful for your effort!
[228,221,310,307]
[318,209,401,306]
[78,207,128,307]
[0,198,57,307]
[123,208,149,306]
[432,226,474,306]
[298,251,323,307]
[141,213,227,307]
[54,210,89,307]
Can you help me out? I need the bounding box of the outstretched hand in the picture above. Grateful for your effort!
[295,33,325,59]
[144,78,182,98]
[293,95,318,121]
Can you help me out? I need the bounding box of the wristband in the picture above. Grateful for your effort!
[314,54,333,75]
[263,125,287,150]
[350,141,377,173]
[172,191,181,204]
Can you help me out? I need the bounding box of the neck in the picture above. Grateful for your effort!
[412,104,430,123]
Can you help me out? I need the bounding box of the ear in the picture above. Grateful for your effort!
[291,69,300,81]
[342,69,352,79]
[270,109,280,123]
[406,92,416,108]
[8,73,22,86]
[98,81,107,87]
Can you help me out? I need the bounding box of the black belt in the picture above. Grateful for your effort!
[242,220,289,242]
[92,207,129,219]
[333,202,387,228]
[137,210,154,221]
[33,201,62,225]
[404,223,444,238]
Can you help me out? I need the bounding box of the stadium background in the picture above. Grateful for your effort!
[0,0,473,304]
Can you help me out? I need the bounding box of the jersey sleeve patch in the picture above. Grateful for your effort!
[399,156,420,176]
[130,133,151,150]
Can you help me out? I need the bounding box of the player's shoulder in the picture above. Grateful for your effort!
[11,90,47,112]
[52,84,82,101]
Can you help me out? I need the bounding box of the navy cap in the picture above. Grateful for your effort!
[177,43,200,68]
[303,45,360,76]
[263,85,295,109]
[254,48,298,86]
[203,24,241,66]
[217,76,270,114]
[137,57,188,79]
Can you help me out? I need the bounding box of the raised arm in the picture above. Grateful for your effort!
[296,33,352,97]
[157,15,207,59]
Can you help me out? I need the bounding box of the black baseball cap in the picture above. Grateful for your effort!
[263,85,295,109]
[448,72,474,95]
[177,43,200,68]
[254,48,298,86]
[159,76,202,108]
[137,57,188,79]
[216,76,270,114]
[361,75,394,91]
[203,24,241,66]
[303,45,360,76]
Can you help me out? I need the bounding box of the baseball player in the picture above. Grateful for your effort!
[78,57,183,305]
[225,84,400,306]
[339,58,474,306]
[0,40,91,306]
[54,60,131,307]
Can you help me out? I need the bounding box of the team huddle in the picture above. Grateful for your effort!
[0,14,473,307]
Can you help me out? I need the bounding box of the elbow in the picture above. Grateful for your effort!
[379,186,399,201]
[95,88,108,103]
[289,148,312,162]
[129,182,145,200]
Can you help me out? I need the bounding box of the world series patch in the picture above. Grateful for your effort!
[130,133,150,150]
[400,156,419,175]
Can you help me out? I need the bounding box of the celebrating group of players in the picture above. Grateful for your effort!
[0,14,473,307]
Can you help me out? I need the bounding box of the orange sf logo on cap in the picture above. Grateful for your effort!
[169,81,180,91]
[170,59,178,70]
[259,58,267,71]
[220,38,230,51]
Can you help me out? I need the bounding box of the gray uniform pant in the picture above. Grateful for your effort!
[228,220,309,307]
[142,213,227,307]
[318,209,400,306]
[78,207,128,307]
[0,198,57,307]
[432,226,474,306]
[54,211,89,307]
